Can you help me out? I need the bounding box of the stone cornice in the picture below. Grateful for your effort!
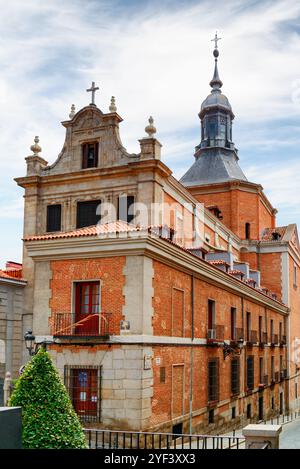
[25,234,288,314]
[15,159,171,190]
[0,277,27,287]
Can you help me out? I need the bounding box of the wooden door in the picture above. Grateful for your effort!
[75,282,100,335]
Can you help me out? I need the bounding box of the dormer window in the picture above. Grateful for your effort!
[82,142,99,169]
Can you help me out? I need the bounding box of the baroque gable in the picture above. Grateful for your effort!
[40,105,140,176]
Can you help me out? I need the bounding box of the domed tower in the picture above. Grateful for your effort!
[180,34,276,240]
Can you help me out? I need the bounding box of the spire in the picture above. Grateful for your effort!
[209,32,223,91]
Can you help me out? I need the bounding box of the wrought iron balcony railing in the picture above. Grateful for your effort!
[279,335,287,347]
[51,312,113,337]
[259,332,268,347]
[246,330,258,345]
[271,334,279,346]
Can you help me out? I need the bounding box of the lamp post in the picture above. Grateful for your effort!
[223,337,244,359]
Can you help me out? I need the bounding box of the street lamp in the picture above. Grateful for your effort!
[24,330,36,356]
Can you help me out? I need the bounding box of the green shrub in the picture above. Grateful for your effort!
[9,348,88,449]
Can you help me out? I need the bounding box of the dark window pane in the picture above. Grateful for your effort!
[247,356,254,390]
[231,358,240,395]
[208,359,219,402]
[77,200,101,228]
[47,205,61,232]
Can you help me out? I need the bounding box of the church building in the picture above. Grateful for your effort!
[14,37,299,434]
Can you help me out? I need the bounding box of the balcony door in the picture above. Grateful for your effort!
[75,282,100,335]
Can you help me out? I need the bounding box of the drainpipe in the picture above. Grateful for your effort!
[189,275,195,434]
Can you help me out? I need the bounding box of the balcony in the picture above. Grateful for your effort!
[271,334,279,347]
[280,369,287,381]
[259,375,268,389]
[207,325,224,344]
[51,312,113,342]
[230,327,244,344]
[259,332,268,348]
[246,330,258,346]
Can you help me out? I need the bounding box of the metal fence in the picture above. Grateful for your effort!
[84,429,245,450]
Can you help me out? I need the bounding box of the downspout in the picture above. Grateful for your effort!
[189,275,195,434]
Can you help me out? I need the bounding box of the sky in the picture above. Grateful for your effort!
[0,0,300,268]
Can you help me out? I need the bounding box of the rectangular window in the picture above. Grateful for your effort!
[271,397,274,410]
[247,403,251,419]
[208,300,216,334]
[270,319,274,342]
[246,312,251,342]
[231,358,240,395]
[82,142,99,169]
[160,367,166,383]
[231,407,236,420]
[64,365,101,423]
[208,409,214,424]
[208,359,219,402]
[47,204,61,232]
[247,356,254,391]
[77,200,101,228]
[294,264,297,287]
[259,316,263,343]
[259,357,264,384]
[279,322,283,342]
[118,195,135,224]
[271,356,275,381]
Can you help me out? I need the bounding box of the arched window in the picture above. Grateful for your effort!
[245,223,251,240]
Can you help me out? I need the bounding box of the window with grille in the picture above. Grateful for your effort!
[47,204,61,232]
[231,358,240,395]
[64,365,101,423]
[82,142,99,169]
[247,356,254,391]
[208,359,219,402]
[77,200,101,228]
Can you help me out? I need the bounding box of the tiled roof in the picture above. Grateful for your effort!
[261,227,287,241]
[0,269,26,282]
[24,221,140,241]
[229,269,244,275]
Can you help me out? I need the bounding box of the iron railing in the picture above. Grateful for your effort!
[280,335,287,347]
[84,429,245,450]
[247,330,258,344]
[51,312,113,337]
[271,334,279,346]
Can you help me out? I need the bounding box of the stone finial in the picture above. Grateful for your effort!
[109,96,117,113]
[69,104,76,119]
[145,116,156,138]
[30,136,42,156]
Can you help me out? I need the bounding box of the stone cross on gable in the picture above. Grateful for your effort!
[86,81,99,105]
[211,32,222,49]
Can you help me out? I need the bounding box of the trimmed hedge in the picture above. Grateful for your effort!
[9,348,88,449]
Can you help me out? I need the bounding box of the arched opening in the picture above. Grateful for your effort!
[245,223,251,240]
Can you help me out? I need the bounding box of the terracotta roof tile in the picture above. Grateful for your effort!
[23,221,140,241]
[0,269,26,282]
[208,260,230,266]
[229,269,245,276]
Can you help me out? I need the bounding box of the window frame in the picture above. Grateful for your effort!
[46,204,62,233]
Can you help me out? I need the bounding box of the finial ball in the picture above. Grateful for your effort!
[213,49,219,58]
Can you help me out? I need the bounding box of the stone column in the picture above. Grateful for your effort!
[242,424,282,449]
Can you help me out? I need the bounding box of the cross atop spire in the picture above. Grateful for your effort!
[211,31,222,50]
[86,81,99,106]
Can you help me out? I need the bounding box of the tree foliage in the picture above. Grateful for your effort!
[10,348,88,449]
